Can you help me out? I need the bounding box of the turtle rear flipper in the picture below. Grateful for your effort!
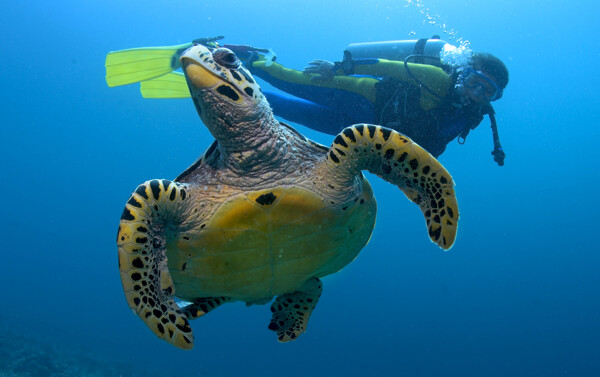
[268,278,323,342]
[117,179,194,349]
[324,125,459,250]
[181,296,233,319]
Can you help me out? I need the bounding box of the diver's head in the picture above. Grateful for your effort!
[457,52,508,104]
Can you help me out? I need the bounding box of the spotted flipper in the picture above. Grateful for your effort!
[181,297,233,320]
[117,179,194,349]
[325,125,459,249]
[268,278,323,342]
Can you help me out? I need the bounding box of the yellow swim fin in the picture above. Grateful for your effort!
[105,43,192,87]
[140,72,190,99]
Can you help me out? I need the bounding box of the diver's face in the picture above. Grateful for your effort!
[460,68,503,104]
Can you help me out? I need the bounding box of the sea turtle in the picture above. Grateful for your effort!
[116,44,459,350]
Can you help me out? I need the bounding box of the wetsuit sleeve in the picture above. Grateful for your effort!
[349,59,452,110]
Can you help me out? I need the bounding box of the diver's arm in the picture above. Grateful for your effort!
[351,59,453,109]
[351,59,451,90]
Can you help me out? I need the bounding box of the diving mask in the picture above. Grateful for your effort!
[462,67,503,102]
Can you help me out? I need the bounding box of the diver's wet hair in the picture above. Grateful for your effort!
[471,52,509,89]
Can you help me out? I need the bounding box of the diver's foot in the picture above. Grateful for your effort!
[224,44,276,65]
[192,36,225,50]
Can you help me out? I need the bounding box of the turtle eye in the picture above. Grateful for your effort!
[213,48,240,69]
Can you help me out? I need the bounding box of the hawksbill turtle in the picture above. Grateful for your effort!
[116,44,459,349]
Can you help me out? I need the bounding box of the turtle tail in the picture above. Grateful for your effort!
[117,179,194,349]
[325,125,459,250]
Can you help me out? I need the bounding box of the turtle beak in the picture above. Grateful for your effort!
[180,45,223,89]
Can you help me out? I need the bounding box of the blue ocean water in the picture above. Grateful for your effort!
[1,0,599,375]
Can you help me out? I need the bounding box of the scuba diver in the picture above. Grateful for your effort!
[105,36,508,164]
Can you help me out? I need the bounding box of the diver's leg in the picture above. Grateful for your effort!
[251,61,377,123]
[264,90,362,135]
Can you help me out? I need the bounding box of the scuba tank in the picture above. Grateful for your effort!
[343,37,449,67]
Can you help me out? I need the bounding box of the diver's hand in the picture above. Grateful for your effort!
[303,60,336,81]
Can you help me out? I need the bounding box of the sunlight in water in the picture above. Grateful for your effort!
[404,0,464,43]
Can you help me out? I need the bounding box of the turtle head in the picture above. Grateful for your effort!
[180,44,272,139]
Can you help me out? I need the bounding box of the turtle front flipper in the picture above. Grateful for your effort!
[268,278,323,342]
[325,125,459,250]
[117,179,194,349]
